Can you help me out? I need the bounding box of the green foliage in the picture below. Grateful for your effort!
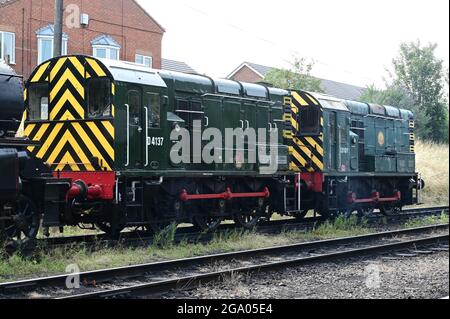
[362,41,449,143]
[151,223,178,249]
[404,213,449,229]
[263,57,324,93]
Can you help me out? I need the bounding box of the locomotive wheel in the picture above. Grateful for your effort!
[193,216,223,233]
[380,206,400,217]
[193,200,225,233]
[357,208,375,218]
[95,221,123,239]
[146,221,178,237]
[144,197,179,236]
[234,205,264,229]
[234,197,268,229]
[1,196,40,242]
[293,210,308,219]
[234,213,260,229]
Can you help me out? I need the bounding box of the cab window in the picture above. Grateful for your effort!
[128,90,141,123]
[28,83,49,121]
[87,78,111,118]
[298,106,320,136]
[145,93,160,128]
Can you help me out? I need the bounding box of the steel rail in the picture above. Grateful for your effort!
[30,205,450,248]
[60,233,449,299]
[1,223,448,298]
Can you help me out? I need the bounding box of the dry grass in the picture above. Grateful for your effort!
[415,140,449,206]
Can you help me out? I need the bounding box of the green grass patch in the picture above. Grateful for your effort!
[404,212,449,229]
[0,215,373,283]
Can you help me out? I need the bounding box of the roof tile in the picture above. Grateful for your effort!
[230,62,367,101]
[161,59,197,74]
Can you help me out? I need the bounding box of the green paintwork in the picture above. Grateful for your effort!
[111,70,289,177]
[320,99,415,175]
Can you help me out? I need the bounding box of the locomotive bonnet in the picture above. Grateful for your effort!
[0,60,24,136]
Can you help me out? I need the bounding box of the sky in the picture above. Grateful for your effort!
[140,0,449,88]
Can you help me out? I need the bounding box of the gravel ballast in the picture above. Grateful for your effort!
[167,251,449,299]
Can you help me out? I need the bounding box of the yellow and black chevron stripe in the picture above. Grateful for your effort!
[285,91,324,173]
[24,56,115,172]
[409,120,415,153]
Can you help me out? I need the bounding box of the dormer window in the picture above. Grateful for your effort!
[36,25,68,64]
[92,35,120,60]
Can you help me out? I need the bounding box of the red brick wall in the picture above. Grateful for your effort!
[230,65,263,83]
[0,0,164,79]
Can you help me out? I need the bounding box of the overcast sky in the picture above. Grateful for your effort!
[140,0,449,88]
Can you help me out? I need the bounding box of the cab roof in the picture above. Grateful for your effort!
[99,58,167,88]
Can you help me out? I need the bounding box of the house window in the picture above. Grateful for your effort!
[0,31,15,64]
[135,54,152,67]
[28,83,49,121]
[37,36,68,64]
[91,34,120,61]
[93,46,119,60]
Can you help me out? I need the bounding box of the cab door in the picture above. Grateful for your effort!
[328,111,337,171]
[126,88,143,168]
[143,88,166,170]
[241,102,257,171]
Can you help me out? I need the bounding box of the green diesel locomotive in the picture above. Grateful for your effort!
[14,55,422,238]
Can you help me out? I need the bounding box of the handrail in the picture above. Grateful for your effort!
[125,104,130,167]
[144,106,149,167]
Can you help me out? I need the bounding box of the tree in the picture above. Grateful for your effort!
[391,41,448,143]
[263,57,324,93]
[361,41,449,143]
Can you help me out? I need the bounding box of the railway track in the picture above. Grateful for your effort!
[0,223,447,299]
[15,205,449,253]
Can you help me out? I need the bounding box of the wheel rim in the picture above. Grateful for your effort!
[145,222,178,239]
[294,210,308,219]
[1,196,40,242]
[96,221,123,238]
[357,208,375,218]
[234,210,260,229]
[193,216,223,232]
[380,206,400,216]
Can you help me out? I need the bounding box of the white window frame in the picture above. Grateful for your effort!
[37,35,68,64]
[93,45,120,61]
[135,54,152,68]
[0,31,16,64]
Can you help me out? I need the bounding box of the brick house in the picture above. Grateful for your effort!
[228,62,367,101]
[0,0,167,79]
